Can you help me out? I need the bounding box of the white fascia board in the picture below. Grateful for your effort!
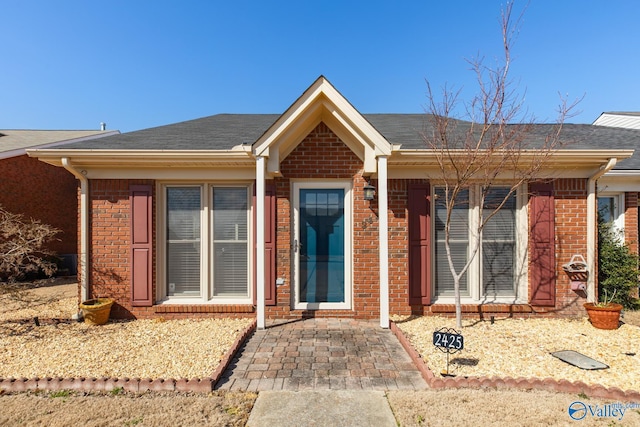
[270,101,325,161]
[27,149,254,168]
[391,149,634,166]
[253,77,392,159]
[83,166,256,180]
[598,171,640,192]
[253,81,326,156]
[388,149,635,180]
[319,81,391,156]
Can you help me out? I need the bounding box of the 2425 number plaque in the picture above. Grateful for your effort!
[433,328,464,353]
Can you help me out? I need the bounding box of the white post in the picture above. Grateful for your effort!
[61,158,89,303]
[378,156,389,328]
[256,156,266,329]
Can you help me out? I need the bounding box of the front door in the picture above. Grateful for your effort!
[293,182,351,309]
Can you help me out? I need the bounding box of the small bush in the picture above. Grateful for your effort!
[598,219,640,310]
[0,205,60,283]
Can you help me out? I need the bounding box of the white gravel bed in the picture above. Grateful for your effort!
[0,283,253,380]
[392,315,640,392]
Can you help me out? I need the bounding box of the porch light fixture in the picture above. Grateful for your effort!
[363,182,376,201]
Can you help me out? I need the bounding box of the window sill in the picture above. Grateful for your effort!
[158,297,253,305]
[430,303,533,314]
[154,304,255,314]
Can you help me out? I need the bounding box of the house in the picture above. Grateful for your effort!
[593,112,640,130]
[0,129,119,274]
[29,77,640,327]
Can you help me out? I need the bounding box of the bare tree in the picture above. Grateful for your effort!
[0,205,60,285]
[423,2,578,328]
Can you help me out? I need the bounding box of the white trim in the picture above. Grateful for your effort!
[597,192,626,240]
[432,184,528,305]
[156,182,253,306]
[61,158,89,304]
[81,167,256,180]
[256,157,266,329]
[378,156,390,328]
[587,158,618,303]
[292,181,353,310]
[252,77,392,175]
[515,183,529,301]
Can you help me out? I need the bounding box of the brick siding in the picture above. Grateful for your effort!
[85,125,597,321]
[0,155,77,256]
[267,122,380,319]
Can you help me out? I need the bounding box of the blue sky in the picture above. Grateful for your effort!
[2,1,639,133]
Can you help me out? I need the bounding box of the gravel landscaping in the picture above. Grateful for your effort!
[2,280,640,425]
[393,314,640,392]
[0,280,253,380]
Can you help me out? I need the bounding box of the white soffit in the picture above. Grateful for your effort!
[253,76,391,174]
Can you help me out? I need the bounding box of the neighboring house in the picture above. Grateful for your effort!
[592,112,640,248]
[1,129,119,273]
[29,77,640,327]
[594,112,640,130]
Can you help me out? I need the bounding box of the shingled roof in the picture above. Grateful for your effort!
[55,114,640,170]
[0,129,118,159]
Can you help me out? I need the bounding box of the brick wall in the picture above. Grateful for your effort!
[388,179,426,316]
[624,192,639,299]
[0,155,77,256]
[624,192,638,253]
[407,178,591,319]
[267,122,381,319]
[87,179,254,320]
[88,179,151,318]
[85,136,596,321]
[543,178,588,316]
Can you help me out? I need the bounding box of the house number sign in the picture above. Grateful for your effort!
[433,327,464,353]
[433,327,464,376]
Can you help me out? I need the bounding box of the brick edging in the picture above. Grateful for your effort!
[390,321,640,402]
[211,320,257,384]
[0,320,257,394]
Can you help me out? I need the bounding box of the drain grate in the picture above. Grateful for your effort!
[551,350,609,370]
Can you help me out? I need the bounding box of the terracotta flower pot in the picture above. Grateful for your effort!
[584,302,623,330]
[79,298,114,325]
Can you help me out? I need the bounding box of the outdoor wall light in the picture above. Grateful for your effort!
[363,183,376,201]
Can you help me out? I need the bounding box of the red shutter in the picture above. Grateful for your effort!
[253,183,277,306]
[408,183,432,305]
[529,182,556,306]
[130,184,153,307]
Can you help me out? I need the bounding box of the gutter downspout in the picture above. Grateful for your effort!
[586,158,617,303]
[61,158,89,304]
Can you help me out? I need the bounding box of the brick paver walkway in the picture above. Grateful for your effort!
[215,318,428,391]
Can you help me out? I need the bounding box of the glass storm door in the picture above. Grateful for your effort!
[294,184,351,309]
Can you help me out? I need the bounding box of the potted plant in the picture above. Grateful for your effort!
[79,298,114,325]
[584,290,623,330]
[585,218,640,329]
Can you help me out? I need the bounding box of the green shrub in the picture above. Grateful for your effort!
[598,219,640,310]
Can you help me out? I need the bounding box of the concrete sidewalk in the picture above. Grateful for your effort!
[246,390,397,427]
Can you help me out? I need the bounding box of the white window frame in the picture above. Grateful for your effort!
[157,182,253,305]
[292,180,353,310]
[597,192,625,241]
[432,184,528,304]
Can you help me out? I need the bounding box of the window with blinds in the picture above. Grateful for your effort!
[482,188,516,296]
[434,186,518,299]
[166,186,201,297]
[212,187,249,297]
[164,185,250,301]
[434,188,469,297]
